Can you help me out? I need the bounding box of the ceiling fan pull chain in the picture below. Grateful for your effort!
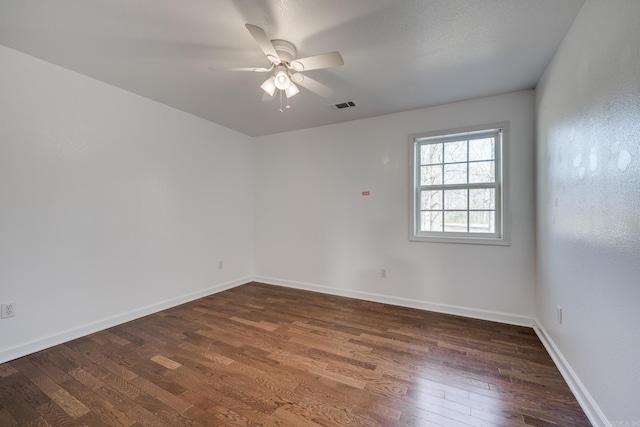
[279,90,284,113]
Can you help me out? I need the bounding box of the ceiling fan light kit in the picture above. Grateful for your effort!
[274,66,291,90]
[260,76,277,97]
[284,83,299,98]
[222,24,344,112]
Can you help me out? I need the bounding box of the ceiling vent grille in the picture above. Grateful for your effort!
[328,101,357,111]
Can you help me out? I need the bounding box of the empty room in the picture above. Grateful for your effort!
[0,1,638,426]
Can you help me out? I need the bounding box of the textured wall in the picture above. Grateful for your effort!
[0,46,254,362]
[254,91,536,323]
[536,0,640,422]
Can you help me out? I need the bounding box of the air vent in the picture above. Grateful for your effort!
[328,101,357,111]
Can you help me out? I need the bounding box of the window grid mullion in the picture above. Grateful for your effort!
[440,191,444,232]
[441,142,445,187]
[441,141,445,232]
[417,183,498,191]
[466,139,470,232]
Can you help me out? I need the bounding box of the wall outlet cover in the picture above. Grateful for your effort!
[1,302,16,319]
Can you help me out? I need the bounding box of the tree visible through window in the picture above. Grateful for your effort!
[410,124,508,245]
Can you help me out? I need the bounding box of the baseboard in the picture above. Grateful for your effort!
[0,277,251,364]
[533,320,609,427]
[253,276,535,327]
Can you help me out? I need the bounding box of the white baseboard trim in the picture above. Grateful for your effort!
[252,276,535,327]
[0,277,251,364]
[533,320,609,427]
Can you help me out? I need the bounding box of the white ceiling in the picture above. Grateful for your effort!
[0,0,585,137]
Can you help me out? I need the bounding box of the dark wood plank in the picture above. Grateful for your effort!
[0,282,591,426]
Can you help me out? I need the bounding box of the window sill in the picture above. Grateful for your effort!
[409,234,510,246]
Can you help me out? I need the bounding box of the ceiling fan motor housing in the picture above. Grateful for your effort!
[271,39,297,63]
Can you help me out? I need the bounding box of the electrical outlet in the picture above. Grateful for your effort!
[217,260,223,269]
[380,268,387,279]
[556,306,562,324]
[1,302,16,319]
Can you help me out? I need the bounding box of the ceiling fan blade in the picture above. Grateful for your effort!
[245,24,280,64]
[295,74,333,97]
[290,51,344,72]
[208,66,272,72]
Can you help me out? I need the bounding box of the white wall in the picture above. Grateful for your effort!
[536,0,640,423]
[254,90,536,324]
[0,45,253,363]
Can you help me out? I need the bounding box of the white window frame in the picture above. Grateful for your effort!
[409,122,510,245]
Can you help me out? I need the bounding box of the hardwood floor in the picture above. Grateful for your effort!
[0,282,590,426]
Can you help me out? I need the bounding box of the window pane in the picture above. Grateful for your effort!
[469,161,495,183]
[469,188,495,210]
[443,163,467,185]
[421,190,442,210]
[420,165,442,185]
[444,211,467,232]
[444,189,467,210]
[469,137,495,161]
[470,211,495,233]
[444,140,467,163]
[421,143,442,165]
[421,211,443,232]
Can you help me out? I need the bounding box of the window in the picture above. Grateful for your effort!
[409,123,508,245]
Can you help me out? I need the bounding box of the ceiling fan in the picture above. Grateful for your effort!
[212,24,344,111]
